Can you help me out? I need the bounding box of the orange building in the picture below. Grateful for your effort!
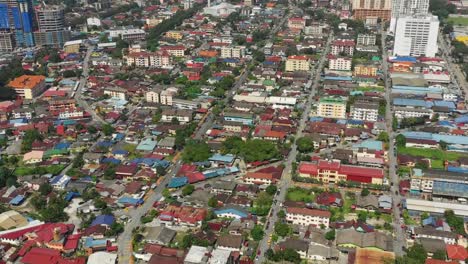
[8,75,46,100]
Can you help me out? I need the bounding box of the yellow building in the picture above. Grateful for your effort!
[8,75,46,100]
[454,34,468,45]
[165,31,183,40]
[317,96,347,119]
[285,55,310,72]
[354,64,378,77]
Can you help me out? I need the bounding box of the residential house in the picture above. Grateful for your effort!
[285,207,331,227]
[216,234,243,252]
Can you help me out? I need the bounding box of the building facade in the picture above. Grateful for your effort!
[8,75,46,99]
[34,5,71,47]
[329,56,352,71]
[285,56,310,72]
[0,0,35,49]
[317,97,347,119]
[390,0,430,32]
[357,34,377,45]
[393,15,439,57]
[350,101,379,121]
[352,0,391,21]
[286,207,331,227]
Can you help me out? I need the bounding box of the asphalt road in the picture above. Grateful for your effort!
[255,32,334,264]
[75,44,106,124]
[117,160,182,263]
[438,31,468,102]
[380,26,405,256]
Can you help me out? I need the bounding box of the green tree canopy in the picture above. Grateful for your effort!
[296,137,315,153]
[182,184,195,196]
[250,225,265,241]
[182,140,212,163]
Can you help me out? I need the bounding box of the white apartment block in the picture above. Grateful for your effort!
[390,0,430,32]
[394,107,433,119]
[126,51,172,68]
[220,46,246,58]
[286,207,330,227]
[357,34,376,46]
[59,109,84,119]
[393,15,439,57]
[350,102,379,121]
[145,90,160,103]
[329,57,352,71]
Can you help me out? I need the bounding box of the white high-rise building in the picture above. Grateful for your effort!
[389,0,430,33]
[393,15,439,57]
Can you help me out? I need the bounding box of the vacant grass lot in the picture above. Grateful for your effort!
[398,147,468,161]
[447,16,468,26]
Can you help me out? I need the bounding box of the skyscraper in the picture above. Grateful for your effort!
[393,14,439,57]
[33,5,71,48]
[389,0,430,33]
[0,0,35,51]
[351,0,392,22]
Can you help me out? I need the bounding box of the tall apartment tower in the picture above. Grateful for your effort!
[393,14,439,57]
[0,0,35,51]
[389,0,430,33]
[34,5,71,48]
[351,0,392,22]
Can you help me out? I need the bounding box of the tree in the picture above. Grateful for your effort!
[182,184,195,196]
[406,243,427,263]
[392,116,398,130]
[296,137,314,153]
[433,250,447,260]
[395,134,406,148]
[377,132,389,143]
[102,124,115,136]
[162,188,171,198]
[87,125,98,134]
[250,225,265,241]
[444,210,466,235]
[38,183,52,195]
[325,229,336,240]
[182,140,212,163]
[265,185,277,196]
[277,210,286,218]
[254,191,273,216]
[274,222,290,237]
[439,140,448,151]
[357,211,368,222]
[208,196,218,208]
[361,188,370,197]
[21,129,43,153]
[103,167,116,180]
[72,152,84,168]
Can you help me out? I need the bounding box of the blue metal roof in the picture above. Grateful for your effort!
[91,214,115,226]
[447,166,468,174]
[214,208,248,218]
[209,154,235,163]
[9,195,25,205]
[101,157,121,164]
[352,140,383,151]
[393,98,431,108]
[96,141,113,148]
[324,76,352,81]
[112,149,129,155]
[136,138,157,151]
[403,131,468,145]
[55,142,71,150]
[455,115,468,123]
[391,56,417,62]
[118,196,143,205]
[84,237,108,248]
[168,177,188,188]
[65,192,80,202]
[433,180,468,198]
[433,101,456,110]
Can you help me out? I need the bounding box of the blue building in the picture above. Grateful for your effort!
[223,111,253,125]
[0,0,35,50]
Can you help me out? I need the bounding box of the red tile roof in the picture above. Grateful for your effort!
[446,244,468,260]
[286,207,331,218]
[425,260,458,264]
